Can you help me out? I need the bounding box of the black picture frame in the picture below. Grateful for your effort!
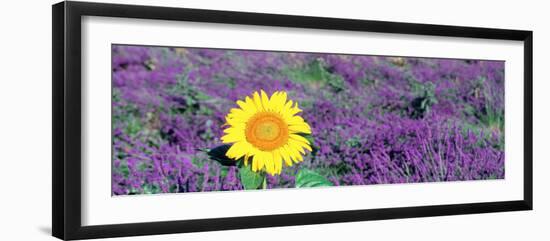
[52,1,533,240]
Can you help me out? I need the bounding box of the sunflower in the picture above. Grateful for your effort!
[221,90,312,175]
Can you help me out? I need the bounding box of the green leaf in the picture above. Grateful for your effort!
[300,133,315,145]
[239,164,265,190]
[205,145,237,166]
[295,169,333,188]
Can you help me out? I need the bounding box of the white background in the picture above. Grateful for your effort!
[0,0,548,240]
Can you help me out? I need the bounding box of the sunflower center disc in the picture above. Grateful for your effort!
[254,121,280,141]
[245,112,289,151]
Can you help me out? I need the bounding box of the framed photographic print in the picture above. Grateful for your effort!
[52,1,533,240]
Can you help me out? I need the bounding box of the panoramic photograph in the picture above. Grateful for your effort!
[111,44,505,195]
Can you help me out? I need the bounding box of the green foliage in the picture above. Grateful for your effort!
[345,136,362,148]
[112,90,143,136]
[295,169,334,188]
[461,77,504,150]
[410,81,438,118]
[220,166,230,178]
[168,73,213,114]
[125,116,143,136]
[460,122,504,150]
[119,163,130,178]
[142,183,161,194]
[284,59,345,92]
[239,164,265,190]
[470,77,504,130]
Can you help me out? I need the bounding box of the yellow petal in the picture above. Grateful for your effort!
[225,116,246,127]
[273,149,283,174]
[252,154,259,172]
[286,115,308,126]
[288,102,302,116]
[264,151,275,175]
[252,91,264,111]
[283,100,293,113]
[223,126,244,134]
[260,90,270,111]
[289,138,312,153]
[244,96,258,113]
[286,144,303,163]
[236,99,256,114]
[280,145,293,166]
[272,92,287,114]
[289,124,312,134]
[288,139,305,155]
[268,91,280,111]
[244,154,250,166]
[221,133,244,143]
[289,134,310,144]
[252,151,265,172]
[229,108,252,119]
[281,100,299,120]
[279,92,287,107]
[226,141,251,159]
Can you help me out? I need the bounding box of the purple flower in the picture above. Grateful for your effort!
[111,45,504,195]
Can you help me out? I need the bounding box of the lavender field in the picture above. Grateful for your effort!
[112,45,505,195]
